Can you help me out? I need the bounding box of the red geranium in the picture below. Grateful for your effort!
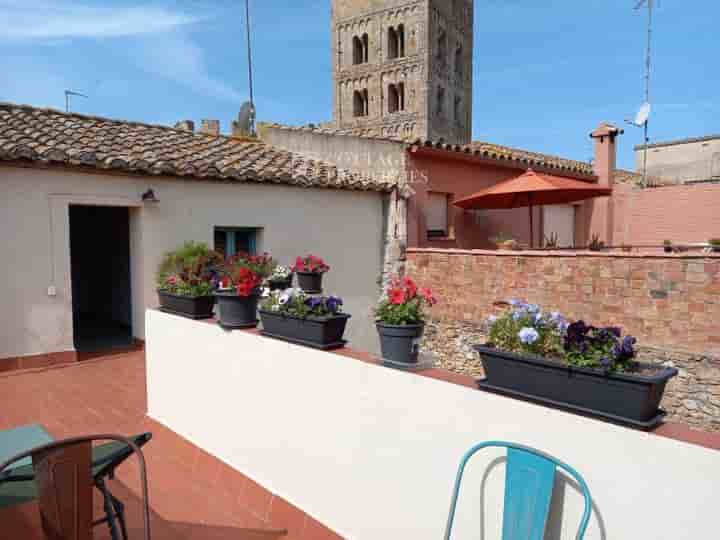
[292,255,330,274]
[230,267,261,297]
[389,287,406,305]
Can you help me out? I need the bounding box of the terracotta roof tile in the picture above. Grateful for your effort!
[259,122,594,176]
[0,103,395,192]
[412,139,595,177]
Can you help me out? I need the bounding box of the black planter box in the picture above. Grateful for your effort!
[296,272,323,293]
[259,310,350,350]
[475,345,678,429]
[158,290,215,319]
[215,292,259,329]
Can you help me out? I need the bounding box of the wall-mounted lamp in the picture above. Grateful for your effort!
[141,189,159,204]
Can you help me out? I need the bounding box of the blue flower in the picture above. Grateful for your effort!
[305,297,323,310]
[600,356,613,371]
[518,327,540,345]
[526,303,540,315]
[326,296,343,313]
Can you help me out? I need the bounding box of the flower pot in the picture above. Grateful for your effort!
[268,275,293,291]
[157,290,215,319]
[475,345,678,428]
[215,291,259,329]
[296,272,323,293]
[376,322,424,364]
[259,310,350,349]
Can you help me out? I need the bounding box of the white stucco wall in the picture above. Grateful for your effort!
[0,165,385,358]
[146,310,719,540]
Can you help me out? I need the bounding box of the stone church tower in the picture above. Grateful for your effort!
[331,0,473,144]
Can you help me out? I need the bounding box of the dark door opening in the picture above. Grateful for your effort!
[69,205,132,353]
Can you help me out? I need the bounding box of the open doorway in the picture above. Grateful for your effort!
[69,205,132,352]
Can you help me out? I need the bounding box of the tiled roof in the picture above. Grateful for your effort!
[0,103,395,192]
[614,168,673,187]
[411,139,595,177]
[261,122,596,177]
[259,122,407,142]
[635,134,720,151]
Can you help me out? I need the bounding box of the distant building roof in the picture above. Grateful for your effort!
[260,122,594,177]
[0,103,395,192]
[635,134,720,151]
[613,168,673,187]
[410,139,595,177]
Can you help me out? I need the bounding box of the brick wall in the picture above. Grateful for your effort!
[407,249,720,354]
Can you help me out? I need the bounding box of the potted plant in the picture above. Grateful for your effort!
[156,242,222,319]
[375,276,437,365]
[259,288,350,349]
[291,255,330,293]
[708,239,720,253]
[215,253,273,329]
[266,264,293,291]
[663,240,673,253]
[491,233,517,251]
[476,300,678,428]
[588,233,605,252]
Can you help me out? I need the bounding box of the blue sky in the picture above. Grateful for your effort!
[2,0,718,170]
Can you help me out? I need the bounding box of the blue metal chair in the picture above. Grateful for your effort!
[444,441,592,540]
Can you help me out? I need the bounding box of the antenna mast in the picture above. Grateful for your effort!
[635,0,654,187]
[64,90,88,113]
[245,0,255,109]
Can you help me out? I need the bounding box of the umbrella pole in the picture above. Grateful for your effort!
[528,195,534,249]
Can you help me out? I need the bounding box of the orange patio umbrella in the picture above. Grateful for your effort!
[453,169,612,247]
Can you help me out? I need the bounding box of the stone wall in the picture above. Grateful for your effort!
[409,248,720,432]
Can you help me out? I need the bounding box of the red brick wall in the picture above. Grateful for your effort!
[407,249,720,354]
[579,182,720,247]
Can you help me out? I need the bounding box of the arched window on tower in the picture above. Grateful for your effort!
[397,24,405,58]
[353,36,363,65]
[436,29,447,65]
[354,89,369,117]
[362,33,369,63]
[454,95,462,125]
[388,83,405,113]
[388,27,398,60]
[436,86,445,117]
[455,45,463,77]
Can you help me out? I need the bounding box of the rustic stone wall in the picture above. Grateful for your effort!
[422,319,720,432]
[410,248,720,432]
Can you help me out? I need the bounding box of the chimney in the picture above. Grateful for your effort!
[199,119,220,136]
[174,120,195,132]
[589,122,623,187]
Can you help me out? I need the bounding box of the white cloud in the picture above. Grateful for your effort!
[0,1,201,40]
[132,33,245,104]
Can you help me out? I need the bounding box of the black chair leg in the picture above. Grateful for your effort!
[96,478,122,540]
[111,493,129,540]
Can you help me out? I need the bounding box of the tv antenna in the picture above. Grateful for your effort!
[244,0,256,135]
[627,0,655,187]
[64,90,88,113]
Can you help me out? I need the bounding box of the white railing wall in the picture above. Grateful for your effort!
[146,310,717,539]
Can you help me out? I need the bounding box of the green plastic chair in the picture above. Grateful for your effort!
[444,441,592,540]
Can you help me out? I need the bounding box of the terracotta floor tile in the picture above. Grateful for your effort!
[267,496,308,540]
[0,349,340,539]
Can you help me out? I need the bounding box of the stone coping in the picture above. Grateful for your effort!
[191,312,720,453]
[407,247,720,259]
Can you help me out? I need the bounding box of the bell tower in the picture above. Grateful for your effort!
[331,0,473,144]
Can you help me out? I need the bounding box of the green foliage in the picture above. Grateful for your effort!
[260,288,343,320]
[156,241,221,297]
[491,232,514,244]
[375,276,436,325]
[708,238,720,247]
[376,297,425,325]
[487,302,565,358]
[588,234,605,251]
[487,301,638,373]
[544,232,559,249]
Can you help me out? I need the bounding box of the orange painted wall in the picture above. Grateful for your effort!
[406,152,545,249]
